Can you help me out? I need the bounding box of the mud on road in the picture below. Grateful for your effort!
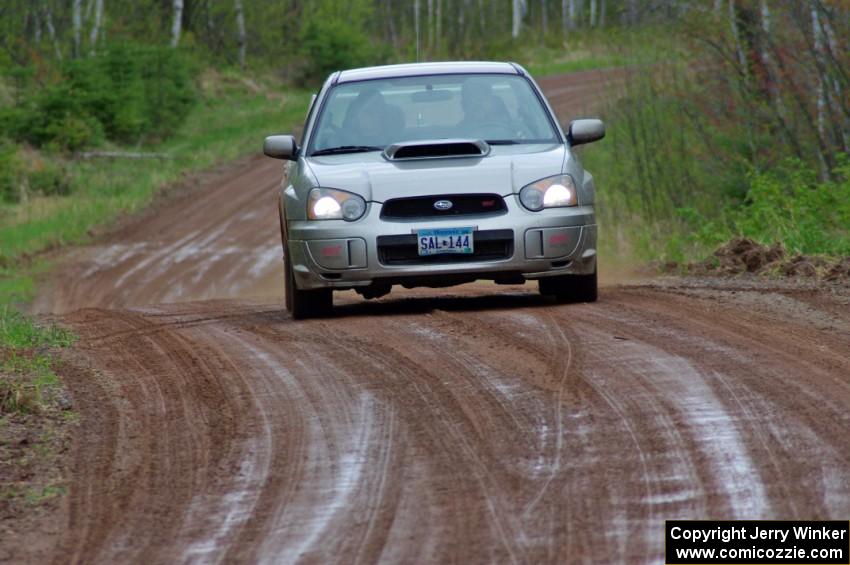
[23,69,850,563]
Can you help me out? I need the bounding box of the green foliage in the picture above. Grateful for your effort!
[0,307,75,350]
[0,306,73,415]
[1,44,196,151]
[0,142,74,203]
[649,160,850,262]
[732,160,850,256]
[0,75,311,301]
[25,159,72,198]
[585,61,850,264]
[0,140,20,203]
[297,19,375,84]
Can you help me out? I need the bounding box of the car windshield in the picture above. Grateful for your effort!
[308,73,559,155]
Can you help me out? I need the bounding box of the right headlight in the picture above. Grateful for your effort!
[519,174,578,211]
[307,187,367,221]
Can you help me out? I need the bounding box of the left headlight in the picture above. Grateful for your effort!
[307,188,367,221]
[519,174,578,211]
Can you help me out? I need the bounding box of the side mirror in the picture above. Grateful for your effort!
[263,134,298,160]
[568,119,605,146]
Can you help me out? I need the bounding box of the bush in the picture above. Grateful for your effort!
[0,140,21,203]
[26,158,72,198]
[0,141,73,204]
[732,159,850,256]
[0,44,196,150]
[667,159,850,261]
[297,19,381,85]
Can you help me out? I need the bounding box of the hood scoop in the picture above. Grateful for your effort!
[383,139,490,161]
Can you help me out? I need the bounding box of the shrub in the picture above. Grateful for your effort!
[666,159,850,260]
[0,140,21,203]
[25,158,72,198]
[732,159,850,256]
[0,142,73,203]
[297,18,380,85]
[0,43,196,150]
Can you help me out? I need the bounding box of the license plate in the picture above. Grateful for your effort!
[417,227,474,256]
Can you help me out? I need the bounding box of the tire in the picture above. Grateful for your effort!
[284,250,333,319]
[538,268,598,303]
[280,197,332,319]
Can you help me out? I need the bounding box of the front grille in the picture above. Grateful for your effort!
[377,229,514,266]
[381,194,507,220]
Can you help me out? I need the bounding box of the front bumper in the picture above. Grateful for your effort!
[287,199,597,290]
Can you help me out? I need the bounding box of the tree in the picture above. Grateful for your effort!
[89,0,104,53]
[235,0,246,68]
[171,0,184,47]
[512,0,525,38]
[73,0,82,56]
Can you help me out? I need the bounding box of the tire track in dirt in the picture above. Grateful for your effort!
[56,284,850,563]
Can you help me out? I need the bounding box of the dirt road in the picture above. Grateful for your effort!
[33,70,850,563]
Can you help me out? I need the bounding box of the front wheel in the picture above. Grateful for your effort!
[538,269,598,303]
[284,249,332,319]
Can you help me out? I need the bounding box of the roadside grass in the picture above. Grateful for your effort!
[0,69,310,308]
[521,25,680,77]
[0,306,74,414]
[0,67,309,419]
[0,306,74,528]
[0,67,310,418]
[582,67,850,268]
[0,69,309,529]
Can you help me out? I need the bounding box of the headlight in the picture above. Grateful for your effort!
[519,174,578,211]
[307,188,367,221]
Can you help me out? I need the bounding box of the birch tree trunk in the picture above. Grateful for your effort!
[540,0,548,35]
[170,0,184,48]
[819,14,848,153]
[477,0,485,32]
[34,8,42,43]
[435,0,441,51]
[73,0,82,56]
[568,0,575,29]
[728,0,747,74]
[89,0,104,53]
[427,0,434,50]
[235,0,246,68]
[757,0,804,159]
[414,0,421,61]
[44,5,62,60]
[590,0,597,27]
[561,0,567,38]
[512,0,523,38]
[759,0,784,115]
[811,3,830,178]
[599,0,605,27]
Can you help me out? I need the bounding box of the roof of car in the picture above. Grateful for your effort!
[336,61,523,83]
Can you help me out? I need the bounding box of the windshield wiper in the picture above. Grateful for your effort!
[311,145,383,156]
[485,139,521,145]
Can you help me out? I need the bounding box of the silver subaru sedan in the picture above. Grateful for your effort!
[264,61,604,319]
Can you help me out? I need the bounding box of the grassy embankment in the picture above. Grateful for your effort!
[0,71,310,515]
[1,68,309,378]
[1,73,310,309]
[574,20,850,270]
